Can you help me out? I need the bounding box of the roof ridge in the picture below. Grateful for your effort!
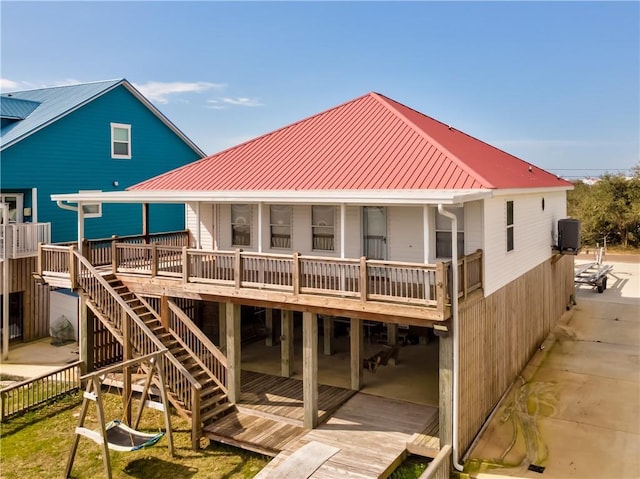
[370,93,497,189]
[2,79,123,94]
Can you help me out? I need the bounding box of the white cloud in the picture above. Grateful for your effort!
[133,81,225,104]
[206,99,226,110]
[221,97,263,107]
[0,78,20,90]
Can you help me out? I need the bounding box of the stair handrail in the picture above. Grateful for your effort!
[167,300,228,392]
[133,296,227,393]
[70,248,202,393]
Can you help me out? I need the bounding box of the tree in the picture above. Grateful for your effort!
[567,164,640,248]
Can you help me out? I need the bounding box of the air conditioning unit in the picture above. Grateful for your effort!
[558,218,581,253]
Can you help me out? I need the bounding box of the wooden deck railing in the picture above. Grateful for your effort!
[82,230,189,267]
[39,243,483,314]
[0,222,51,259]
[0,360,82,422]
[418,444,452,479]
[112,244,451,307]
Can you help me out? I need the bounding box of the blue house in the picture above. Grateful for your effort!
[0,79,204,346]
[1,79,205,242]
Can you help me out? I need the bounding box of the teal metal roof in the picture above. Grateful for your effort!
[0,79,123,150]
[0,79,204,156]
[0,97,41,120]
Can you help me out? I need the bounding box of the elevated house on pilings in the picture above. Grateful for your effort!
[0,79,204,356]
[38,92,576,470]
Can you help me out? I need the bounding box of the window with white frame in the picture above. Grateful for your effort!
[312,205,335,251]
[435,206,464,258]
[270,205,292,249]
[111,123,131,159]
[79,191,102,218]
[231,204,251,246]
[506,200,514,252]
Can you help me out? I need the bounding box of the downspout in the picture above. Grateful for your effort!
[437,204,464,472]
[2,203,9,360]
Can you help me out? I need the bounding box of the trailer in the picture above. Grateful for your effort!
[575,248,613,293]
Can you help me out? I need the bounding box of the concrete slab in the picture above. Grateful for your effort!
[465,259,640,479]
[0,337,79,380]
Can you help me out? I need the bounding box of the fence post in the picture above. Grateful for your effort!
[69,246,78,290]
[436,262,447,316]
[182,247,189,284]
[234,249,242,290]
[292,252,300,295]
[111,241,118,274]
[151,243,158,277]
[359,257,368,302]
[37,243,43,275]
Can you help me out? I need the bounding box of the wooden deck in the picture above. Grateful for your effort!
[203,371,356,455]
[255,393,439,479]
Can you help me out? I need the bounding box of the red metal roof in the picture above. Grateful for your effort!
[131,92,571,192]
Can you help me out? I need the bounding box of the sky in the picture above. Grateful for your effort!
[1,1,638,179]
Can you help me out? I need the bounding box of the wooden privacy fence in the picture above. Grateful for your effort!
[0,360,82,421]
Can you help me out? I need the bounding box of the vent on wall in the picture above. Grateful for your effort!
[557,218,581,254]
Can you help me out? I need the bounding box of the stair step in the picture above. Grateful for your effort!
[201,384,222,397]
[201,402,234,424]
[201,393,227,410]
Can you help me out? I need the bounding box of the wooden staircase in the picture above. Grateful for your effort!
[83,271,234,446]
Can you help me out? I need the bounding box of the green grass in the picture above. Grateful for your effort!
[0,391,433,478]
[0,392,267,478]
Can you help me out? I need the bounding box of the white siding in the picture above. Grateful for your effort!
[343,206,360,258]
[387,206,424,263]
[186,202,214,249]
[464,200,483,255]
[483,191,566,295]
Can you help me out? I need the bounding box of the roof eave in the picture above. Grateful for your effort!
[51,189,494,206]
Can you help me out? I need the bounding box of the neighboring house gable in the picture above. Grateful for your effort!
[1,80,204,242]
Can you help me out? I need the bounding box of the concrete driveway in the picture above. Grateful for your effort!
[464,258,640,479]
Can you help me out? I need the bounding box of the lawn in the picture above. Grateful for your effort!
[0,392,430,478]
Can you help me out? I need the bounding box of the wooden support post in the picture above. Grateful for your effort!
[387,323,398,346]
[160,295,170,330]
[436,262,446,313]
[122,308,132,426]
[226,302,241,404]
[350,317,363,390]
[439,333,454,449]
[79,296,93,374]
[218,302,227,351]
[323,315,333,356]
[303,312,318,429]
[265,308,274,347]
[69,247,77,290]
[281,310,294,378]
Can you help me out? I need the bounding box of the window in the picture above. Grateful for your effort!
[435,207,464,258]
[111,123,131,159]
[270,205,292,249]
[506,200,514,252]
[312,206,335,251]
[231,204,251,246]
[79,191,102,218]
